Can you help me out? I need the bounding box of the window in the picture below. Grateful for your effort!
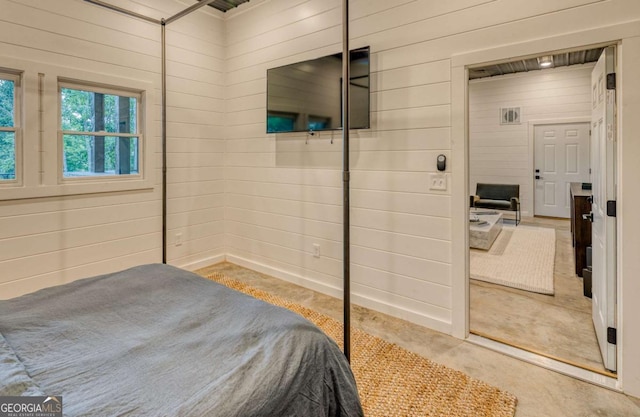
[1,58,153,201]
[0,72,19,182]
[59,82,140,179]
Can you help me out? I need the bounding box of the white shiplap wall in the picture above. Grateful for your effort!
[2,0,640,398]
[223,0,640,335]
[224,0,477,332]
[162,3,226,268]
[468,65,593,216]
[0,0,225,298]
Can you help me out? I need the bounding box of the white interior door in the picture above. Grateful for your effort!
[534,123,591,218]
[591,46,617,372]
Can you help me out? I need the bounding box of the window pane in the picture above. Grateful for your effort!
[0,78,15,128]
[63,135,139,178]
[0,131,16,180]
[61,88,137,134]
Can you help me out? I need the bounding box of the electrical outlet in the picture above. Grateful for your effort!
[175,232,182,247]
[312,243,320,258]
[429,173,447,191]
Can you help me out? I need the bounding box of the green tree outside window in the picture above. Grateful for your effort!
[0,78,16,180]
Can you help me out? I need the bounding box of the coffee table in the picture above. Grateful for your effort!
[469,211,503,250]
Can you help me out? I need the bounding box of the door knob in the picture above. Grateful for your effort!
[535,175,543,180]
[582,212,594,222]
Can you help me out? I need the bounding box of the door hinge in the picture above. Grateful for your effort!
[607,200,617,217]
[607,73,616,90]
[607,327,617,345]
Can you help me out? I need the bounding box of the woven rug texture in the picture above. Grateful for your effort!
[202,272,517,417]
[470,225,556,295]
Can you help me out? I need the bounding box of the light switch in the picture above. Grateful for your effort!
[429,173,447,191]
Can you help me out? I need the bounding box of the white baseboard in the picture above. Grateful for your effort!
[174,253,226,272]
[226,254,453,336]
[351,293,452,335]
[225,254,343,298]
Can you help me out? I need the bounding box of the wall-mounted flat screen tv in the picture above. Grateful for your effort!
[266,46,370,133]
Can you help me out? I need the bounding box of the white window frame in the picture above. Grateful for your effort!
[58,80,143,183]
[0,69,22,187]
[0,55,155,201]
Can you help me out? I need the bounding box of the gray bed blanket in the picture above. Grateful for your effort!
[0,264,363,417]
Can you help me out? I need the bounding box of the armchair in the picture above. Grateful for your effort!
[471,183,521,225]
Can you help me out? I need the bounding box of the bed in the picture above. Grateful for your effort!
[0,264,363,416]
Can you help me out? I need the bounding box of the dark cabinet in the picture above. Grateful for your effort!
[570,183,592,277]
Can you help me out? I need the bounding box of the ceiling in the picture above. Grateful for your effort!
[199,0,251,13]
[469,47,604,80]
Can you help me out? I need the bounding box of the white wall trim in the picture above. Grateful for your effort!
[452,22,640,398]
[615,36,640,398]
[226,254,453,335]
[527,117,591,217]
[227,254,343,297]
[175,253,226,272]
[451,21,640,69]
[451,64,469,339]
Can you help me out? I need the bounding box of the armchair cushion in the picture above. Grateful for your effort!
[475,199,512,210]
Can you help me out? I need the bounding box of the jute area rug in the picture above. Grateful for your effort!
[470,225,556,295]
[201,272,517,417]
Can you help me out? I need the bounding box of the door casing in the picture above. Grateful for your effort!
[450,31,629,391]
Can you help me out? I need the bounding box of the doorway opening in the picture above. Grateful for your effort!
[467,45,618,378]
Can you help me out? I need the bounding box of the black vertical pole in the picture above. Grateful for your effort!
[162,20,167,264]
[342,0,351,362]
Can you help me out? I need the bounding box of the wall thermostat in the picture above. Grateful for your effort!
[437,154,446,171]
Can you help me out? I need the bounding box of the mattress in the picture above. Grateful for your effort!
[0,264,363,417]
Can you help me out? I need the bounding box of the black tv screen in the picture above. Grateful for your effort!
[266,47,370,133]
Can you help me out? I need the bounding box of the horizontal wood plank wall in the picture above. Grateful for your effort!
[223,0,639,334]
[0,0,225,298]
[469,65,593,216]
[161,2,226,269]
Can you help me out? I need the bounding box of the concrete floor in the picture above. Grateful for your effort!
[470,217,606,373]
[197,262,640,417]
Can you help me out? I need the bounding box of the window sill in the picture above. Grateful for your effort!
[0,177,155,201]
